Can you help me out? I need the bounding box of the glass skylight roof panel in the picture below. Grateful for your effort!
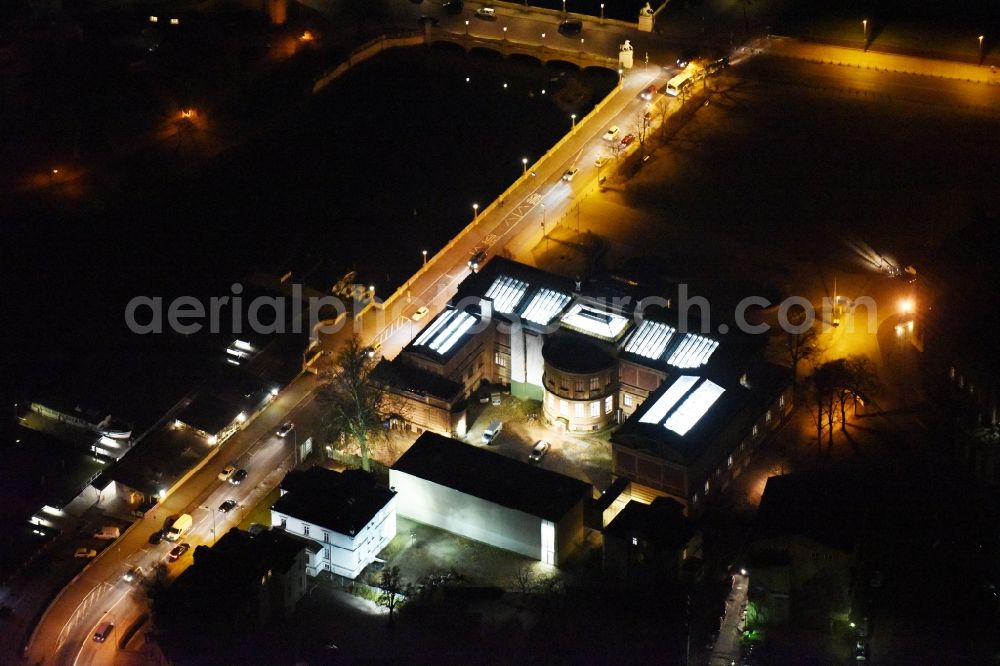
[429,312,477,354]
[560,304,630,340]
[638,375,699,425]
[484,276,528,314]
[666,333,719,368]
[414,310,456,347]
[521,289,572,325]
[664,379,725,435]
[624,320,676,359]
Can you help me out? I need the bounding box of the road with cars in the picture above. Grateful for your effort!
[26,385,326,665]
[25,6,750,663]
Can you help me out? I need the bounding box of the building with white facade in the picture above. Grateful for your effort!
[390,432,591,566]
[271,467,396,579]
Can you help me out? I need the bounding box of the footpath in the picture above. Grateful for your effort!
[763,35,1000,86]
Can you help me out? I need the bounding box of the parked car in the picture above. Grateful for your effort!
[602,125,620,141]
[474,6,496,19]
[230,469,248,485]
[594,155,610,168]
[148,530,165,545]
[482,420,503,444]
[168,543,190,562]
[490,392,502,406]
[561,167,579,181]
[558,19,582,36]
[620,133,636,148]
[218,499,237,513]
[74,548,97,559]
[411,306,430,321]
[93,526,120,541]
[443,0,463,14]
[276,421,294,438]
[528,440,550,462]
[218,465,237,482]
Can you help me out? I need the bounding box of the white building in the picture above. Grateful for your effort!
[390,432,591,566]
[271,467,396,579]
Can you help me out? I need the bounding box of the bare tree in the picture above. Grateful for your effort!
[375,566,409,625]
[773,305,820,390]
[841,355,880,423]
[511,564,535,609]
[632,107,650,155]
[318,335,398,472]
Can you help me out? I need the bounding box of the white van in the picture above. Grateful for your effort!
[482,420,503,444]
[665,71,693,97]
[93,526,120,541]
[165,513,192,542]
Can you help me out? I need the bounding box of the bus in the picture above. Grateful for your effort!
[665,72,693,97]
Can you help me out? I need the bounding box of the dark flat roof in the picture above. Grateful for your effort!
[372,357,464,403]
[176,393,241,435]
[542,333,615,374]
[272,467,395,536]
[392,432,592,522]
[604,498,694,550]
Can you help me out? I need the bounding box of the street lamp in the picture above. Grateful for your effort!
[862,19,868,50]
[473,203,479,220]
[422,249,428,266]
[200,505,217,542]
[979,34,985,65]
[503,26,507,41]
[562,0,566,13]
[600,3,605,22]
[570,113,577,128]
[465,20,469,36]
[522,157,528,174]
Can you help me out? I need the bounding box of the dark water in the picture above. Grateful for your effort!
[2,45,616,426]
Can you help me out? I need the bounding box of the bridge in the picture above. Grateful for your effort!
[426,30,620,72]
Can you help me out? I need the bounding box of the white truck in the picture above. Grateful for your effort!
[165,514,192,542]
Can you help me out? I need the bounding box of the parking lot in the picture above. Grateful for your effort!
[463,394,613,491]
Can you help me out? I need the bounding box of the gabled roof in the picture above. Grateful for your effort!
[392,432,592,522]
[272,467,395,536]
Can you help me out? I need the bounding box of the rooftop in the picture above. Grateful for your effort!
[272,467,396,536]
[542,333,616,375]
[616,363,789,466]
[410,306,483,358]
[604,498,695,551]
[752,470,867,553]
[372,357,465,403]
[175,393,243,436]
[392,432,592,522]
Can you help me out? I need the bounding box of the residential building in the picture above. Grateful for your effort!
[271,466,396,579]
[603,497,701,583]
[745,471,866,627]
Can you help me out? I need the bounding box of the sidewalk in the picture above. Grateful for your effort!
[764,35,1000,86]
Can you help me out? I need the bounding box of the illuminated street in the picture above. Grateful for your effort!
[3,0,1000,663]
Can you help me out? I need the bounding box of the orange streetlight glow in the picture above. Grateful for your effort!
[899,297,914,314]
[181,109,194,119]
[300,30,315,42]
